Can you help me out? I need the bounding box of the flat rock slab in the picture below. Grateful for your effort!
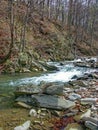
[15,84,42,95]
[31,94,75,110]
[16,94,75,110]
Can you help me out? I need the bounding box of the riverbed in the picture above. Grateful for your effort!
[0,61,97,109]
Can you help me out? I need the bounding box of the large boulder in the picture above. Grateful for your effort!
[15,82,68,96]
[31,94,75,110]
[15,84,42,96]
[38,61,58,71]
[30,61,58,72]
[15,94,75,110]
[40,82,65,95]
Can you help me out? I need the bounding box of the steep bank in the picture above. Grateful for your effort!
[0,0,98,73]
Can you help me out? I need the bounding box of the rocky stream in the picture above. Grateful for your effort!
[0,57,98,130]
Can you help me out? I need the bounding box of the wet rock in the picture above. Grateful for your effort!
[71,75,78,79]
[21,68,31,73]
[74,61,90,68]
[65,123,84,130]
[15,84,42,96]
[15,96,33,106]
[89,73,98,79]
[14,120,31,130]
[30,60,47,71]
[42,83,65,95]
[68,93,81,101]
[31,94,75,110]
[85,121,98,130]
[38,61,58,71]
[15,92,75,110]
[69,80,87,87]
[30,60,58,72]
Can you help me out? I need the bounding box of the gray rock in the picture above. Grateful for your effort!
[74,61,90,68]
[63,87,74,93]
[31,60,47,71]
[15,96,34,105]
[31,94,75,110]
[38,61,58,71]
[82,117,98,125]
[15,84,42,96]
[16,95,75,110]
[85,121,98,130]
[68,93,81,101]
[69,80,87,87]
[30,60,58,72]
[81,98,98,105]
[43,83,65,95]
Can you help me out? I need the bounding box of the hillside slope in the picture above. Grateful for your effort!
[0,0,98,73]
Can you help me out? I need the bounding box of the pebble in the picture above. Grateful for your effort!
[29,109,37,117]
[68,93,81,101]
[81,98,98,105]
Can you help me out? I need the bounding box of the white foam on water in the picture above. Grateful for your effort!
[8,62,98,86]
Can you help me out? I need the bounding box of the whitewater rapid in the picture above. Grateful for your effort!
[8,62,97,86]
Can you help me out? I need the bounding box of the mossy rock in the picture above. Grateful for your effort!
[18,52,28,66]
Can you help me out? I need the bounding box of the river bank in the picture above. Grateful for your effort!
[0,60,98,130]
[0,71,98,130]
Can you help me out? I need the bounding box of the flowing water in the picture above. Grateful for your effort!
[0,61,97,109]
